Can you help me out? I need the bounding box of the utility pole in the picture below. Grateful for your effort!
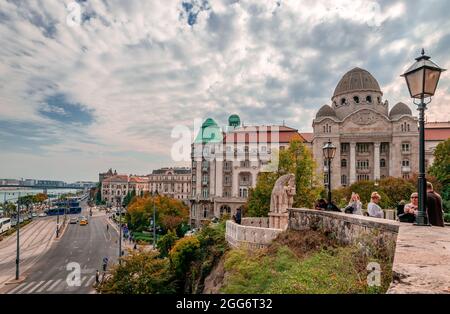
[118,197,122,265]
[15,191,21,280]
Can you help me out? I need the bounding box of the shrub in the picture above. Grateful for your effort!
[169,236,201,276]
[157,230,178,258]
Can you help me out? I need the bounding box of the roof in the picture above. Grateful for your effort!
[389,102,412,118]
[425,126,450,141]
[102,175,128,183]
[128,177,149,183]
[151,167,191,175]
[425,121,450,129]
[299,132,314,143]
[223,125,303,144]
[333,67,382,98]
[316,105,337,118]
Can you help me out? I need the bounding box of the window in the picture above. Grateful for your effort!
[377,97,381,103]
[203,207,208,218]
[341,98,346,105]
[366,95,372,103]
[353,96,360,103]
[239,187,248,198]
[341,143,349,154]
[357,160,369,169]
[402,143,410,153]
[380,143,388,154]
[402,173,410,180]
[380,159,386,168]
[341,175,347,186]
[356,143,369,153]
[202,188,209,198]
[224,175,231,185]
[323,124,332,133]
[402,160,410,167]
[341,159,347,168]
[357,174,370,181]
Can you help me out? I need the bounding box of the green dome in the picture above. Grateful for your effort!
[228,114,241,127]
[194,118,223,143]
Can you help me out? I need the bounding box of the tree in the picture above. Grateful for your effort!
[246,140,322,217]
[123,189,136,208]
[157,230,178,258]
[169,236,201,279]
[98,250,176,294]
[126,194,189,234]
[429,139,450,212]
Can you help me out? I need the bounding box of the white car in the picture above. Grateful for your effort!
[38,213,47,217]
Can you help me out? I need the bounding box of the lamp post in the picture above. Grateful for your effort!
[152,189,158,249]
[117,196,122,264]
[16,192,21,280]
[401,49,446,226]
[322,139,337,210]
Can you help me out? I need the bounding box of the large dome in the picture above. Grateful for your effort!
[333,67,382,99]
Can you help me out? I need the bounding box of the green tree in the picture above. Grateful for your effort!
[429,139,450,212]
[123,189,136,208]
[98,250,175,294]
[157,230,178,258]
[246,140,321,217]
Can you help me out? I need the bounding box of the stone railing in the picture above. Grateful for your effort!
[288,208,399,255]
[225,220,282,249]
[241,217,269,228]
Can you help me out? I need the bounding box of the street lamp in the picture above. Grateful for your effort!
[117,196,122,264]
[401,49,446,226]
[322,139,337,211]
[152,189,158,249]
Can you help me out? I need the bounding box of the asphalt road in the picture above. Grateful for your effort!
[1,202,119,294]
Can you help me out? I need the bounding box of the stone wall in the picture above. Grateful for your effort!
[225,220,281,249]
[241,217,269,228]
[288,208,399,256]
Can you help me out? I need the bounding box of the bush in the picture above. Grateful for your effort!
[169,236,201,276]
[98,250,175,294]
[157,230,178,258]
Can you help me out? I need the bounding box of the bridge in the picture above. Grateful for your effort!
[0,185,86,190]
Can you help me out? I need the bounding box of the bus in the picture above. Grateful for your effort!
[0,218,12,234]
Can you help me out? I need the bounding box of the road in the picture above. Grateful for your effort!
[0,202,119,294]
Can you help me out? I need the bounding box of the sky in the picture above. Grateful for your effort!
[1,0,450,182]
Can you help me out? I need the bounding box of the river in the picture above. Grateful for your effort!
[0,188,80,203]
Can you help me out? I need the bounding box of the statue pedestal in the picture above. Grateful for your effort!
[269,212,289,230]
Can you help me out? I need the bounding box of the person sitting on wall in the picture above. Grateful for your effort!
[315,199,327,210]
[367,192,384,218]
[343,193,363,215]
[398,193,418,223]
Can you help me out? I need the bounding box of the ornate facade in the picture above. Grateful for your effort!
[148,167,191,202]
[312,67,419,189]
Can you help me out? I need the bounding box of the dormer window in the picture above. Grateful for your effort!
[366,95,372,103]
[353,96,360,104]
[341,98,346,105]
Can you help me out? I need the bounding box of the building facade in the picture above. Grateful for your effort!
[190,115,306,227]
[312,67,420,189]
[101,175,129,206]
[425,121,450,167]
[148,167,191,201]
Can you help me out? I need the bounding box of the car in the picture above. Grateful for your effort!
[79,219,87,226]
[38,212,47,217]
[69,217,78,224]
[32,213,37,217]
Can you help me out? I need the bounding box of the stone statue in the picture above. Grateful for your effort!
[270,174,296,214]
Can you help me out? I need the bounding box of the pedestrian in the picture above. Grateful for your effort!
[426,182,445,227]
[134,243,137,250]
[344,193,362,215]
[106,224,109,232]
[95,270,100,285]
[368,192,384,218]
[235,208,242,224]
[399,192,418,223]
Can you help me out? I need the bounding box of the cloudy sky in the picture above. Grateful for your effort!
[1,0,449,182]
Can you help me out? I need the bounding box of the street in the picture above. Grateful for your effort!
[0,201,119,294]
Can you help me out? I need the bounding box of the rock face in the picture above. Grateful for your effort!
[269,174,295,230]
[203,256,226,294]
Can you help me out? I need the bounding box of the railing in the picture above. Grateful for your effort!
[225,220,282,249]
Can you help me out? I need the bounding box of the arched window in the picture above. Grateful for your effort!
[407,124,410,132]
[401,124,404,132]
[380,159,386,168]
[341,175,347,186]
[353,96,360,103]
[341,98,346,105]
[366,95,372,103]
[341,159,347,167]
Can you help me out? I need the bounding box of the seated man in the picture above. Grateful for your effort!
[315,199,327,210]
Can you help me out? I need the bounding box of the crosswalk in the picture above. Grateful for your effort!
[6,275,97,294]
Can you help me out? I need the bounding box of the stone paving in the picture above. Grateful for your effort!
[388,224,450,294]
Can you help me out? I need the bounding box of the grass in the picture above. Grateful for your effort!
[221,230,392,294]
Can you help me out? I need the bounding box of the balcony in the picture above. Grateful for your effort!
[402,166,411,173]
